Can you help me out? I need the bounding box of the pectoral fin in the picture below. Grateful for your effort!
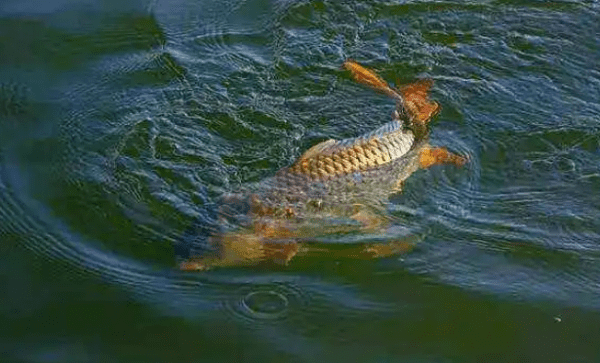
[419,147,467,168]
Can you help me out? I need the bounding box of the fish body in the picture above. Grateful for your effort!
[180,61,464,271]
[252,113,424,214]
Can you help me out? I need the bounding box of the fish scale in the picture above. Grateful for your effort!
[287,120,415,180]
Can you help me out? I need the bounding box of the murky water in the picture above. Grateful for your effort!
[1,0,600,361]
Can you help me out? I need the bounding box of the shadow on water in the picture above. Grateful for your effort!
[1,0,600,361]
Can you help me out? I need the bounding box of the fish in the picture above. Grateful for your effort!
[180,61,466,271]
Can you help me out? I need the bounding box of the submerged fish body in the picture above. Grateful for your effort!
[181,61,464,271]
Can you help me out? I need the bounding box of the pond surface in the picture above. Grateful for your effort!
[1,0,600,361]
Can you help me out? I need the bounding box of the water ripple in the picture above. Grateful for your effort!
[1,0,600,325]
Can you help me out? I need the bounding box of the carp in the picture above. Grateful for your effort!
[181,60,466,271]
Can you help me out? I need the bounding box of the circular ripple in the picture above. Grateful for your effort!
[222,283,311,326]
[242,290,289,319]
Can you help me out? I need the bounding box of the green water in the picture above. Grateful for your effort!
[1,0,600,362]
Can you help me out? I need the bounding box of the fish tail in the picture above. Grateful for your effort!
[342,60,401,100]
[398,79,440,124]
[342,60,439,124]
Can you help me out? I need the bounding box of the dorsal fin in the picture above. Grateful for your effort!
[398,80,440,124]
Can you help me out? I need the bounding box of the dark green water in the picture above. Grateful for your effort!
[1,0,600,361]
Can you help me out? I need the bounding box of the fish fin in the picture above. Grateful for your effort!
[343,60,400,99]
[398,80,440,124]
[419,147,467,168]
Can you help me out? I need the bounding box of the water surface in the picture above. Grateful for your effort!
[1,0,600,361]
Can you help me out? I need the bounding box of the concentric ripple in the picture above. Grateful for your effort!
[223,283,306,325]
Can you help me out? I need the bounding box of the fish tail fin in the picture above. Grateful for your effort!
[342,60,401,100]
[341,60,440,124]
[398,79,440,124]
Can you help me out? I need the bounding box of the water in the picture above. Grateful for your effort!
[1,0,600,361]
